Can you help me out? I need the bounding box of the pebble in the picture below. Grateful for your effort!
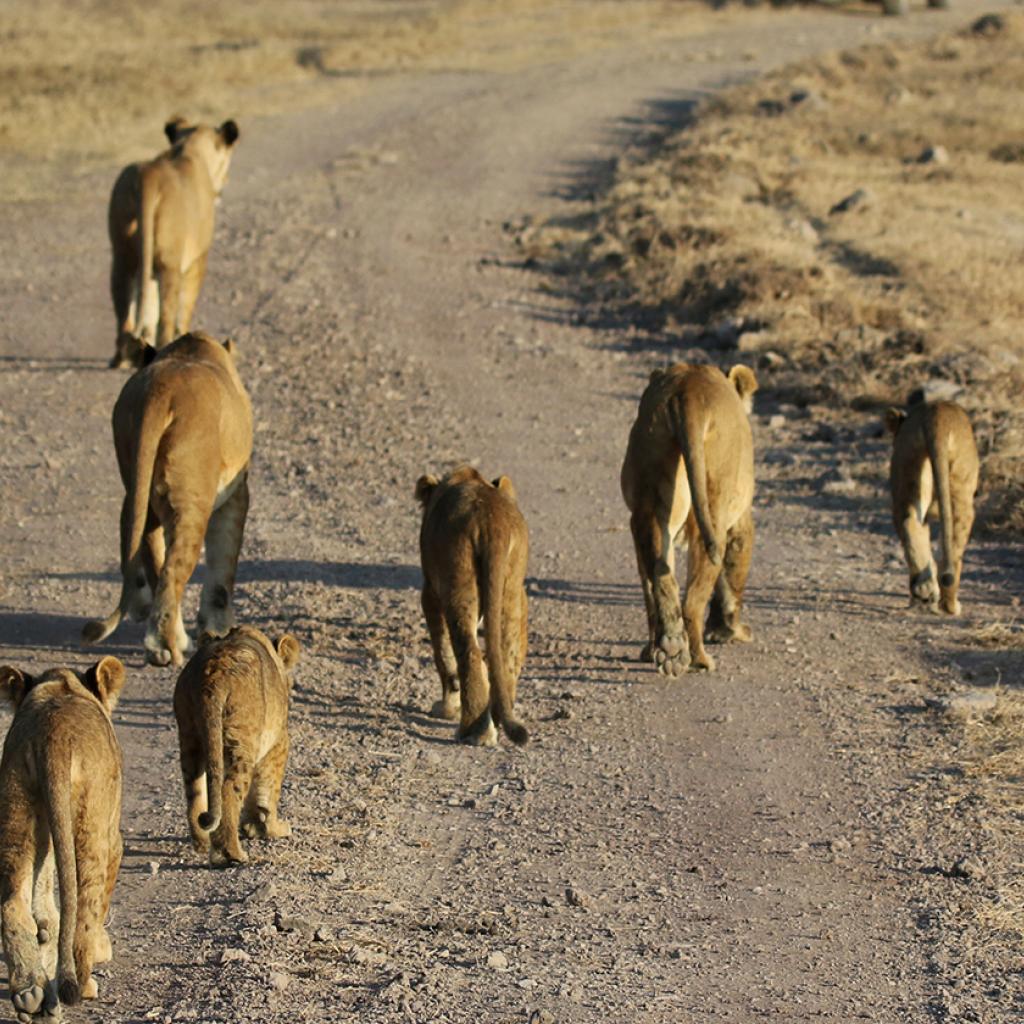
[939,689,998,718]
[917,144,949,166]
[487,951,509,970]
[218,948,251,964]
[565,886,588,908]
[829,188,873,215]
[268,970,291,992]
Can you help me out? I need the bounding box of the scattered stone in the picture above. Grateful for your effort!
[314,925,335,943]
[950,857,986,881]
[916,144,949,166]
[768,414,785,430]
[790,88,827,110]
[828,836,852,855]
[487,951,509,970]
[565,886,588,908]
[972,13,1004,36]
[274,911,315,938]
[218,948,251,964]
[268,970,291,992]
[820,468,858,496]
[148,861,160,878]
[829,188,873,215]
[938,689,998,718]
[529,1011,555,1024]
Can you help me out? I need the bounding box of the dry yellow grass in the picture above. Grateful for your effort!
[525,12,1024,528]
[0,0,722,200]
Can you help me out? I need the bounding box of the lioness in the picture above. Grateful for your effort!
[83,332,253,667]
[621,363,758,676]
[0,657,125,1021]
[173,627,299,867]
[415,466,530,746]
[884,395,979,614]
[108,117,240,369]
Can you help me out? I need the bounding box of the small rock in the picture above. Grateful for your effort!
[917,144,949,166]
[314,925,335,942]
[768,414,786,430]
[274,912,315,938]
[487,951,509,970]
[951,857,985,881]
[972,13,1004,36]
[790,88,827,110]
[269,970,291,992]
[529,1012,555,1024]
[565,887,588,908]
[828,836,852,855]
[829,188,873,216]
[939,689,998,718]
[218,947,251,964]
[148,861,160,877]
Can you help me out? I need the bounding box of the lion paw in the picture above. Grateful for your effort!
[653,628,689,678]
[706,622,752,645]
[12,985,45,1018]
[430,693,461,721]
[81,977,98,1001]
[690,650,716,672]
[210,846,249,868]
[457,718,498,747]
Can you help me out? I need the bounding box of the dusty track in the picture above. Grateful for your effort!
[1,4,1021,1022]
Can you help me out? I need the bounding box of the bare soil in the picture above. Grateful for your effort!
[1,2,1023,1023]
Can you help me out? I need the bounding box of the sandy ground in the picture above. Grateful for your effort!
[1,2,1023,1022]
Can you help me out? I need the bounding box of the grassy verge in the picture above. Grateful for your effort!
[521,11,1024,529]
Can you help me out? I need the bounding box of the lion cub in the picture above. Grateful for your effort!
[885,396,979,614]
[415,466,530,746]
[173,626,300,867]
[0,658,125,1021]
[108,117,240,368]
[621,363,759,676]
[83,332,253,667]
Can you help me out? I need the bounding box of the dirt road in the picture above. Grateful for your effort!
[1,3,1021,1022]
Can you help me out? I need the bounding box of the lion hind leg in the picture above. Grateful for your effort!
[631,510,688,677]
[4,851,51,1022]
[243,735,291,840]
[210,744,254,867]
[422,586,461,720]
[447,601,495,746]
[896,512,939,609]
[706,510,754,645]
[682,516,724,672]
[198,475,248,640]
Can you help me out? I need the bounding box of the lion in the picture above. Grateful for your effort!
[83,332,253,667]
[173,626,300,867]
[884,395,979,615]
[620,363,759,676]
[415,465,530,746]
[0,657,125,1021]
[108,117,240,369]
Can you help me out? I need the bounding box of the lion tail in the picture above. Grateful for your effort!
[197,688,226,832]
[134,169,159,344]
[925,409,956,588]
[42,746,81,1004]
[480,529,529,747]
[670,394,722,566]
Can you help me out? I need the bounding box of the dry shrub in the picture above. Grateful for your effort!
[525,12,1024,529]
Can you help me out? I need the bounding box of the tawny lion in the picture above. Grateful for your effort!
[415,466,530,746]
[621,363,759,676]
[83,332,253,666]
[174,627,300,867]
[108,117,240,369]
[884,396,979,614]
[0,658,125,1022]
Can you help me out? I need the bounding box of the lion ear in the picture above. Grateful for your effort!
[0,666,33,708]
[219,119,240,147]
[493,475,517,500]
[140,342,158,367]
[728,365,758,412]
[83,656,126,713]
[415,474,439,506]
[884,408,906,436]
[164,116,188,144]
[276,635,301,670]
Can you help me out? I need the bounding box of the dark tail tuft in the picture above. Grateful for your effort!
[59,978,81,1006]
[198,811,217,831]
[940,571,954,588]
[503,719,529,747]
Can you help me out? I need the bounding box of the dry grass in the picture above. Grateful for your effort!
[0,0,721,200]
[524,11,1024,529]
